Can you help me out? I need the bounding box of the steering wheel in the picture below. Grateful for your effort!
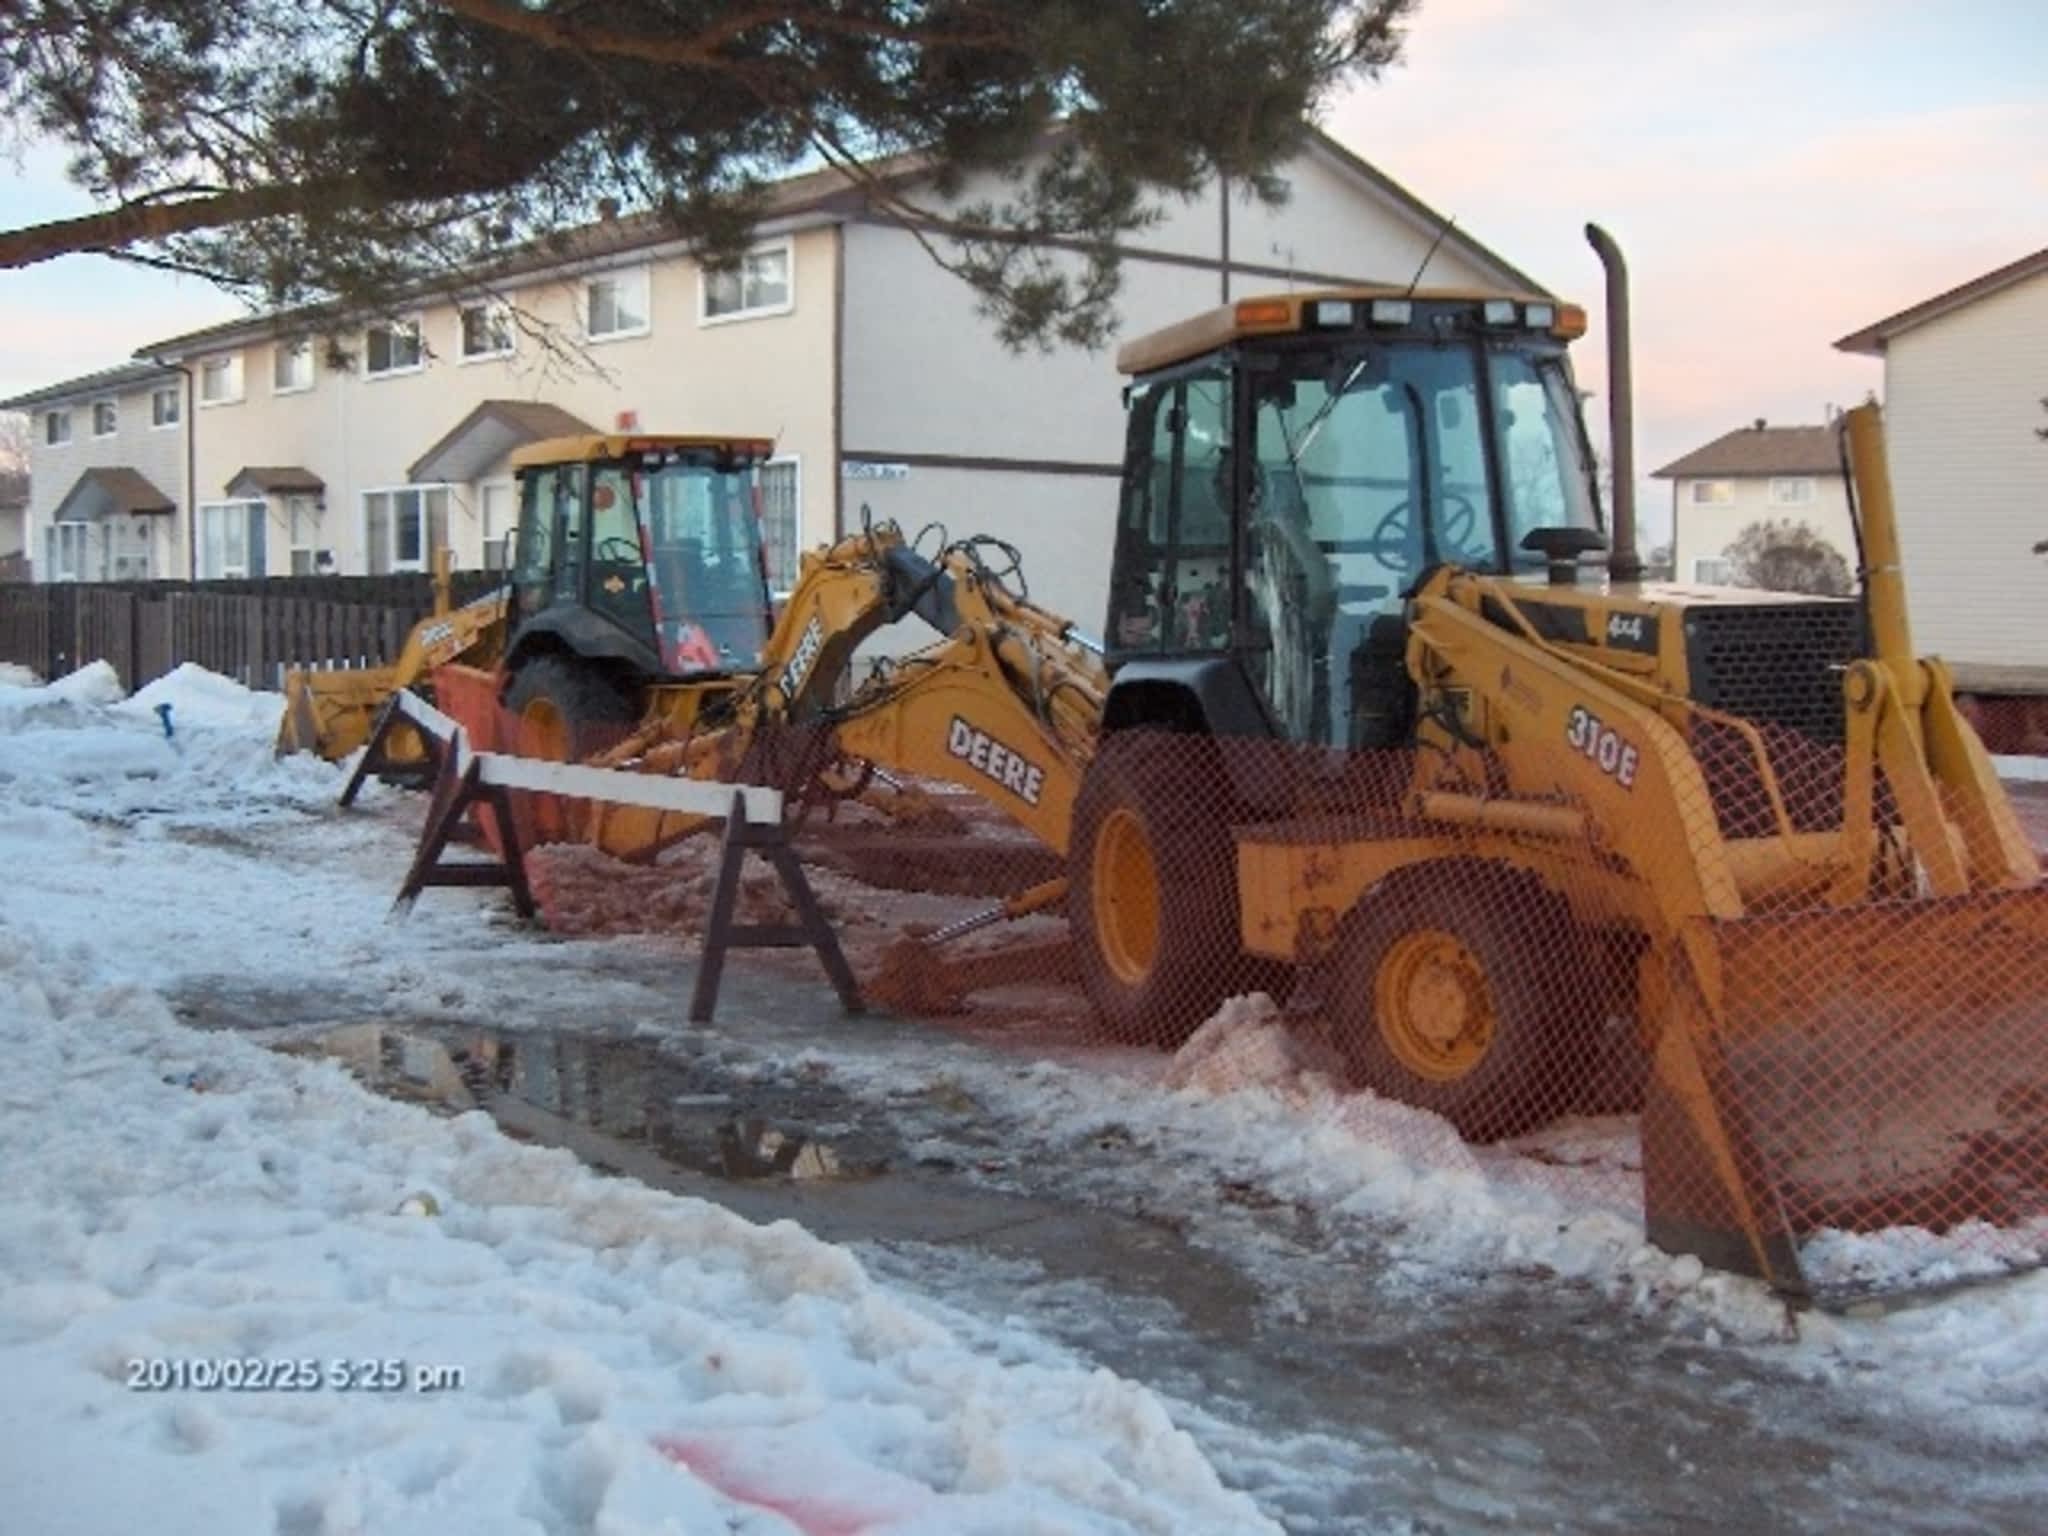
[595,537,641,563]
[1367,494,1484,568]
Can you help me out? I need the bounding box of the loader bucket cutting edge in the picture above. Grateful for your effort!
[1646,885,2048,1302]
[276,666,418,762]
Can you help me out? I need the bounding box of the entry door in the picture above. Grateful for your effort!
[481,480,513,570]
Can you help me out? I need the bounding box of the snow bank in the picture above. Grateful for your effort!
[0,660,40,689]
[117,661,286,736]
[0,658,124,715]
[0,937,1279,1534]
[0,659,332,828]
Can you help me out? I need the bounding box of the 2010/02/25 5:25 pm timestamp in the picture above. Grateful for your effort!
[127,1357,467,1393]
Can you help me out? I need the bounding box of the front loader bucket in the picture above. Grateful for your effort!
[1645,886,2048,1301]
[276,666,421,763]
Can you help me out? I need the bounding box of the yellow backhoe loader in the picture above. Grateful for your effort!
[1048,230,2048,1295]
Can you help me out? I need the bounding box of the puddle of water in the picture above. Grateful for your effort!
[285,1020,887,1183]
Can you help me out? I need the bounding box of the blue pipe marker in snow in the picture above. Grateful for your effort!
[154,702,175,739]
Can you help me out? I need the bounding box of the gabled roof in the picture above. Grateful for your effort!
[408,399,596,483]
[1651,423,1842,480]
[225,466,325,498]
[1835,245,2048,355]
[134,123,1542,361]
[0,361,177,412]
[52,467,177,520]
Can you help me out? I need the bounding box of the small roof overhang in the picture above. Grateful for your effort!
[52,467,176,522]
[408,400,597,484]
[225,465,325,499]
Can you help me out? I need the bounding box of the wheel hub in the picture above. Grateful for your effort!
[1374,929,1497,1082]
[1092,806,1161,985]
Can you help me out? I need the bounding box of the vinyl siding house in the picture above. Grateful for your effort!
[0,361,188,582]
[124,129,1536,637]
[1653,422,1855,588]
[1837,247,2048,671]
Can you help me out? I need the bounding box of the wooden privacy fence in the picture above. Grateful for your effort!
[0,572,501,693]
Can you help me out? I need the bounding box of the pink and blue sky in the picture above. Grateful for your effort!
[3,0,2042,539]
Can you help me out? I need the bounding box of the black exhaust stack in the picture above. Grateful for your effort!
[1584,224,1643,583]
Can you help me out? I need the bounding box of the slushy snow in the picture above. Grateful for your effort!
[0,664,1281,1534]
[1,656,2044,1534]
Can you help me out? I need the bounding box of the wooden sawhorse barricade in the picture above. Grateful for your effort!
[341,690,862,1024]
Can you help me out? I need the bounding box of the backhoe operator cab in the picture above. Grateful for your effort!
[506,434,777,683]
[1108,290,1603,749]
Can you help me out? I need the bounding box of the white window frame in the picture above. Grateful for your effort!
[758,455,802,597]
[197,499,263,578]
[363,317,426,378]
[459,302,516,362]
[150,386,181,430]
[699,238,795,326]
[198,354,244,407]
[1693,556,1735,585]
[1688,479,1733,506]
[361,483,452,574]
[583,266,652,342]
[49,520,93,581]
[1769,476,1816,507]
[272,338,315,395]
[91,399,118,437]
[45,409,72,447]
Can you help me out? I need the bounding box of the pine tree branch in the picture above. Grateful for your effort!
[430,0,1012,70]
[0,183,356,270]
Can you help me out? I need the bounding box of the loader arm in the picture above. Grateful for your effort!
[581,521,1105,860]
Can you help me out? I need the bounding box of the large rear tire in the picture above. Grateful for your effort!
[1066,733,1247,1047]
[504,654,638,762]
[503,656,638,844]
[1327,859,1592,1141]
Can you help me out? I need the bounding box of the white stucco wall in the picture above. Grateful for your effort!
[1879,270,2048,668]
[20,374,186,581]
[178,227,839,576]
[837,143,1527,632]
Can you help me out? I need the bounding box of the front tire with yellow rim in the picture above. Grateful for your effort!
[1328,859,1589,1142]
[1067,732,1244,1047]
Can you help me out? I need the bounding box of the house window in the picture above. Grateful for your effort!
[1770,476,1815,506]
[758,458,800,595]
[365,319,425,377]
[460,304,515,360]
[1689,480,1734,506]
[701,240,793,323]
[91,400,118,437]
[584,268,650,340]
[1693,556,1734,585]
[362,485,451,574]
[47,521,93,581]
[198,500,265,578]
[45,409,71,446]
[273,338,315,394]
[150,386,181,428]
[198,355,243,406]
[285,494,321,574]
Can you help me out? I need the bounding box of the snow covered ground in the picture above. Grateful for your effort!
[0,665,1277,1534]
[1,660,2044,1533]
